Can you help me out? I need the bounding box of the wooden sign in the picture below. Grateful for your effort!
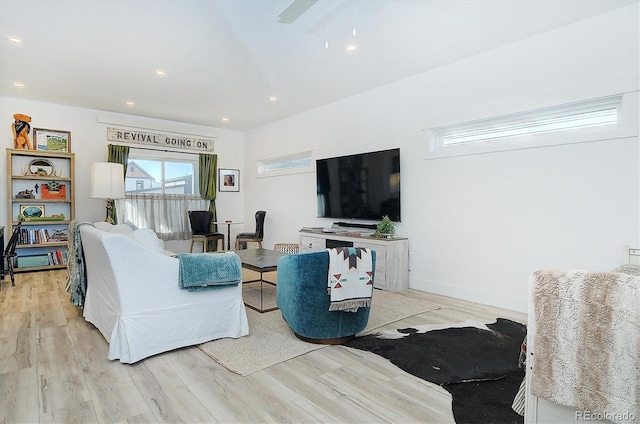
[107,127,215,152]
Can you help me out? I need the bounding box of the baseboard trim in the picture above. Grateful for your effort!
[410,279,527,314]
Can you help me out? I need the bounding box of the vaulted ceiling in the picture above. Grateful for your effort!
[0,0,634,131]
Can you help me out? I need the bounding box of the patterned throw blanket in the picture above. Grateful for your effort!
[327,247,373,312]
[66,220,95,308]
[530,269,640,424]
[176,252,241,291]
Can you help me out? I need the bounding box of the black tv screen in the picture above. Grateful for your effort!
[316,148,401,222]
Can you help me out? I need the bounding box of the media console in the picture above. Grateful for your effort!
[299,230,409,292]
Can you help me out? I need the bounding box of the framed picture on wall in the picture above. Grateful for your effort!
[219,168,239,192]
[34,128,71,152]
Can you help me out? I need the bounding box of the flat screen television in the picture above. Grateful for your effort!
[316,148,401,222]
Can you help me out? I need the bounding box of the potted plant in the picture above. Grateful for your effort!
[42,180,66,199]
[374,215,395,238]
[46,181,60,192]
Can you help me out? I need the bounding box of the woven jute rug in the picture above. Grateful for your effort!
[197,289,440,376]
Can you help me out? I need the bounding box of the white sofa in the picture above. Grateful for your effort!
[79,223,249,363]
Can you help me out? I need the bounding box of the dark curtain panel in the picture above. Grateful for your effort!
[198,153,218,233]
[107,144,130,224]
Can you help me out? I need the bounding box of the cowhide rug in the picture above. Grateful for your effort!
[345,318,526,424]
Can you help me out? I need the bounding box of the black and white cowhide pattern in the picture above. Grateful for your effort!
[345,318,527,424]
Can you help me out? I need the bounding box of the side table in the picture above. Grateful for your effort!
[214,221,244,251]
[235,248,284,313]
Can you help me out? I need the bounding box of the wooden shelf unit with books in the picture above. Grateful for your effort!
[6,149,75,272]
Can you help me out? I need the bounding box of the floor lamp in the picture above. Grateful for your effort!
[90,162,125,224]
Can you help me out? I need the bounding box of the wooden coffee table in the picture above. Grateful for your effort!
[235,248,285,313]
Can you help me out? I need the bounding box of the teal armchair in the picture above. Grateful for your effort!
[276,250,376,344]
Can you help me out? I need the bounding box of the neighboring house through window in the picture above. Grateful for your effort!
[116,154,208,240]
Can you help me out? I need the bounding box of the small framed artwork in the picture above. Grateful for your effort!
[34,128,71,153]
[219,169,240,192]
[20,204,45,219]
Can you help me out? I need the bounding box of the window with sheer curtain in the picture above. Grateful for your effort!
[115,155,207,240]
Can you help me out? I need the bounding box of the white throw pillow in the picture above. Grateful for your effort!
[133,228,165,253]
[122,220,139,231]
[93,221,114,232]
[111,224,135,238]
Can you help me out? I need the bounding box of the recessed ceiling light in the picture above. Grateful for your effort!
[221,117,229,123]
[269,96,278,103]
[156,69,166,77]
[126,100,135,106]
[8,36,22,44]
[346,44,357,53]
[13,81,25,88]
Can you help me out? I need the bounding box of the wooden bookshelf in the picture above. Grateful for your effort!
[6,149,75,272]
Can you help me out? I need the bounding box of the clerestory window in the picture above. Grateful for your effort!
[425,93,637,159]
[257,151,313,177]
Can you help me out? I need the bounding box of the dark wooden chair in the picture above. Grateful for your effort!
[188,211,225,252]
[235,211,266,250]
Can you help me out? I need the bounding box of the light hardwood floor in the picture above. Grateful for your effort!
[0,270,526,423]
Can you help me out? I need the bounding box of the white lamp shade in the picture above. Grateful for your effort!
[90,162,125,199]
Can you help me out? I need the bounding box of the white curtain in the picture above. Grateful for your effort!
[116,193,208,240]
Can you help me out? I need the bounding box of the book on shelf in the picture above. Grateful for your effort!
[18,228,68,245]
[16,254,50,268]
[47,250,67,265]
[15,249,67,268]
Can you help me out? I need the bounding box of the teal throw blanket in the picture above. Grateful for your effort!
[66,220,95,308]
[177,252,241,291]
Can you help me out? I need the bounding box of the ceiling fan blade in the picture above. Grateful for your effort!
[277,0,319,23]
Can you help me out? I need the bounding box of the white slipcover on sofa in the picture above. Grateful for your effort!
[79,223,249,363]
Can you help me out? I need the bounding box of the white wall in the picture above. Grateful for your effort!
[0,98,245,252]
[1,5,637,312]
[243,4,640,312]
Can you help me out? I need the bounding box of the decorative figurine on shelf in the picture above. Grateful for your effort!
[17,213,65,222]
[50,229,68,242]
[15,189,35,199]
[12,113,33,150]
